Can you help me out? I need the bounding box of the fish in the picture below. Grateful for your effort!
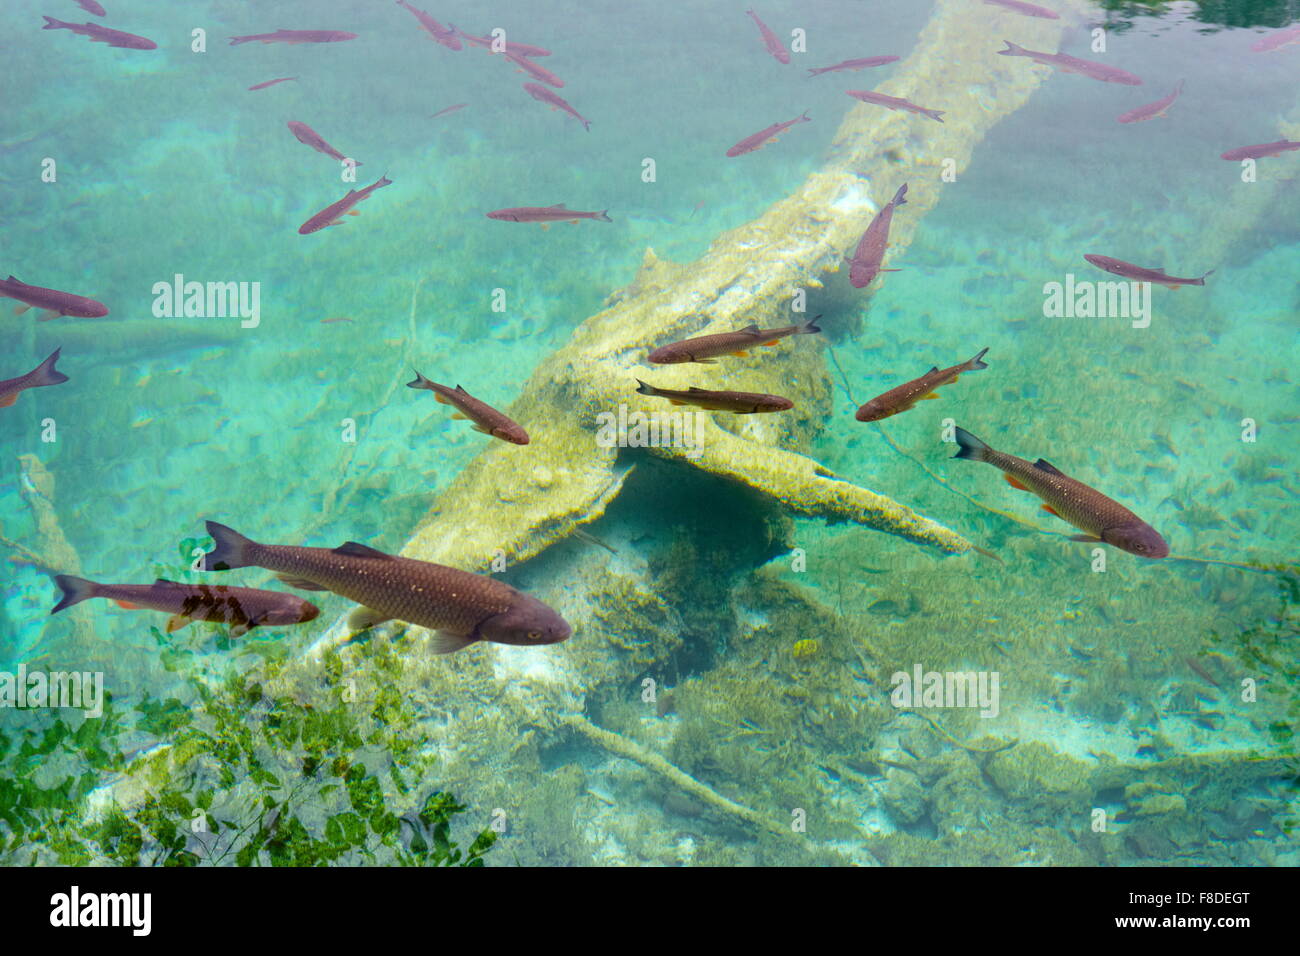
[456,29,551,57]
[982,0,1059,19]
[847,183,908,288]
[1220,140,1300,161]
[1251,24,1300,53]
[505,51,564,87]
[73,0,107,16]
[1,275,109,318]
[0,349,68,408]
[50,575,319,637]
[522,83,591,130]
[1117,80,1183,124]
[635,380,793,414]
[1084,254,1212,290]
[431,103,468,119]
[407,372,529,445]
[41,16,156,50]
[486,203,611,225]
[648,317,822,364]
[726,112,811,157]
[806,56,900,77]
[996,40,1143,85]
[201,522,571,653]
[229,30,358,46]
[298,176,392,234]
[396,1,461,50]
[287,121,362,166]
[845,90,944,122]
[746,9,790,64]
[854,348,989,422]
[951,426,1169,559]
[248,77,297,91]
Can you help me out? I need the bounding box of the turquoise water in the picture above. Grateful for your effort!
[1,0,1297,866]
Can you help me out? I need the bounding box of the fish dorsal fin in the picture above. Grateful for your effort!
[1033,459,1066,477]
[455,385,468,394]
[5,275,17,282]
[686,387,710,394]
[334,541,392,559]
[740,324,761,335]
[546,203,569,210]
[153,578,183,586]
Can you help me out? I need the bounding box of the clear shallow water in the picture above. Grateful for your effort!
[0,0,1296,866]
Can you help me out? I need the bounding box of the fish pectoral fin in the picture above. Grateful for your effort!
[1069,534,1103,543]
[1041,504,1064,518]
[165,615,192,633]
[917,392,940,400]
[229,623,251,638]
[668,399,686,405]
[114,600,143,609]
[0,394,17,408]
[450,412,469,419]
[470,424,491,434]
[430,630,478,655]
[761,340,781,346]
[1032,458,1066,477]
[13,304,31,315]
[346,210,361,216]
[1003,474,1031,491]
[348,606,392,631]
[276,573,329,590]
[731,350,749,356]
[39,310,62,321]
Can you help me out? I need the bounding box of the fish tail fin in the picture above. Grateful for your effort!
[800,315,823,335]
[800,110,812,122]
[1194,268,1214,286]
[203,521,257,571]
[42,16,68,29]
[596,210,612,222]
[952,426,992,462]
[1174,78,1186,93]
[967,346,990,371]
[926,109,946,123]
[892,183,909,206]
[31,348,69,387]
[997,40,1026,57]
[635,379,657,396]
[51,574,97,614]
[228,36,252,45]
[406,369,435,390]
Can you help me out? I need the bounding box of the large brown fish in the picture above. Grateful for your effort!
[1,275,108,318]
[952,427,1168,558]
[41,16,156,49]
[726,112,811,157]
[407,372,529,444]
[855,348,989,421]
[806,56,899,77]
[1084,254,1212,289]
[51,575,319,637]
[201,522,571,652]
[847,183,908,288]
[997,40,1143,85]
[746,9,789,64]
[635,380,793,414]
[288,121,362,165]
[298,176,392,234]
[648,318,821,364]
[0,349,68,408]
[845,90,945,122]
[1117,80,1183,124]
[1221,140,1300,161]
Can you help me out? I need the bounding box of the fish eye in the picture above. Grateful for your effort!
[527,630,542,641]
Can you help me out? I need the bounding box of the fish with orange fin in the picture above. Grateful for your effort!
[1117,80,1184,124]
[1,275,108,318]
[486,204,610,226]
[649,317,821,364]
[635,380,792,414]
[0,350,68,408]
[51,575,319,637]
[298,175,392,234]
[726,112,811,157]
[408,372,529,444]
[855,348,989,421]
[201,522,570,653]
[952,426,1168,558]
